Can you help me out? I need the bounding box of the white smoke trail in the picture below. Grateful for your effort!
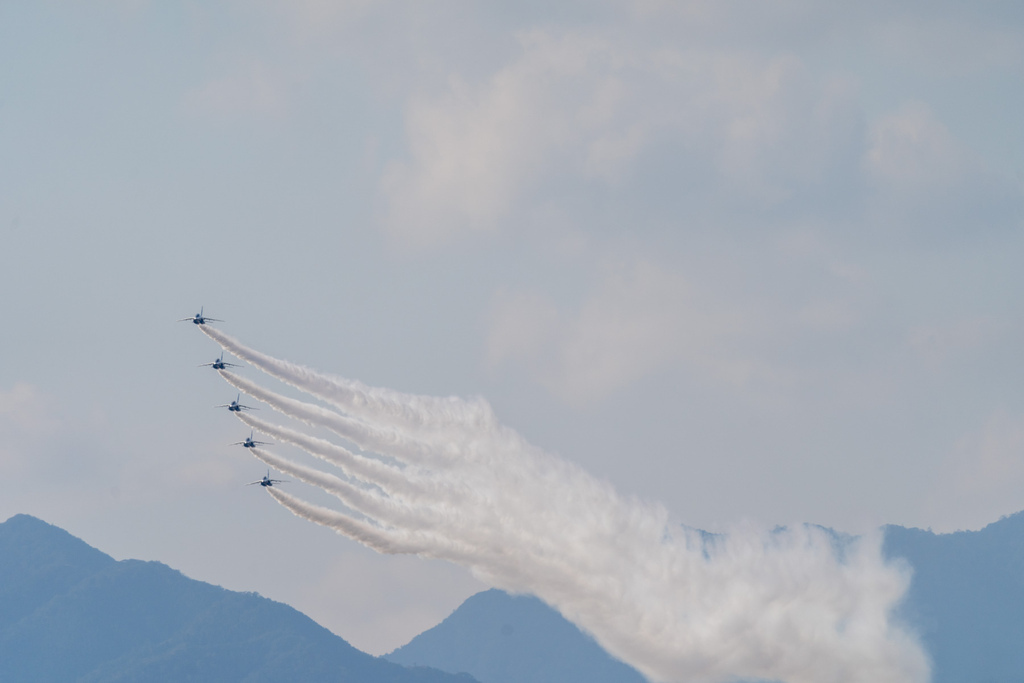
[267,487,417,555]
[261,459,524,567]
[247,446,485,557]
[247,447,399,524]
[236,412,418,494]
[241,418,591,575]
[209,333,929,683]
[218,371,437,465]
[202,325,493,434]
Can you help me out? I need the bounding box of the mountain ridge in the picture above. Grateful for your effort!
[6,511,1024,683]
[883,509,1024,683]
[0,514,476,683]
[386,588,646,683]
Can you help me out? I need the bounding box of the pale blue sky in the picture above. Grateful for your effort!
[2,0,1022,654]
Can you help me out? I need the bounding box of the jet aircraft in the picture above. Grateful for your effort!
[178,307,223,325]
[233,430,272,448]
[217,394,257,412]
[248,470,286,487]
[200,352,241,370]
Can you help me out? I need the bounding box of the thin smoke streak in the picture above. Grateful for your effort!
[236,412,421,496]
[202,325,492,434]
[267,487,415,554]
[248,447,397,525]
[267,484,499,565]
[219,370,435,465]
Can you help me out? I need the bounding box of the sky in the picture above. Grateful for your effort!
[1,0,1023,657]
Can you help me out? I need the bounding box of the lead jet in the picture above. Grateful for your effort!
[178,307,223,325]
[200,352,241,370]
[248,470,287,487]
[217,394,257,412]
[233,430,272,448]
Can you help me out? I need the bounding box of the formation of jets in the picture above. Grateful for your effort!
[183,307,283,489]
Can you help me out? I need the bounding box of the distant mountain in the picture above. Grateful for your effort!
[0,514,477,683]
[386,589,647,683]
[884,510,1024,683]
[389,513,1024,683]
[8,511,1023,683]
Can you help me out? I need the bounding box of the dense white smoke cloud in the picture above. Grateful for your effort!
[201,326,929,683]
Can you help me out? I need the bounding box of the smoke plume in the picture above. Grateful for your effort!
[201,326,929,683]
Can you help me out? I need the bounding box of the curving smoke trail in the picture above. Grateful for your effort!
[209,331,930,683]
[267,487,417,555]
[219,370,439,465]
[248,446,394,522]
[202,325,494,434]
[235,412,415,493]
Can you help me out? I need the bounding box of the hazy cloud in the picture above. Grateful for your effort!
[0,383,58,474]
[906,316,1004,370]
[182,58,290,121]
[863,101,1022,238]
[932,411,1024,529]
[380,27,867,247]
[486,261,754,402]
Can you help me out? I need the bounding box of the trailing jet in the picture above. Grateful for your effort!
[178,307,223,325]
[217,394,257,412]
[248,470,286,487]
[200,352,240,370]
[233,430,271,448]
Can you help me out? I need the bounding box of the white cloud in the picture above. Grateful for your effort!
[865,102,969,191]
[381,30,628,246]
[0,383,59,474]
[864,101,1023,237]
[0,382,58,433]
[930,411,1024,530]
[182,59,289,121]
[380,28,866,247]
[486,261,754,402]
[485,289,561,369]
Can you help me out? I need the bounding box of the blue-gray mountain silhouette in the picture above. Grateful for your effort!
[6,510,1024,683]
[884,510,1024,683]
[386,589,647,683]
[0,514,476,683]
